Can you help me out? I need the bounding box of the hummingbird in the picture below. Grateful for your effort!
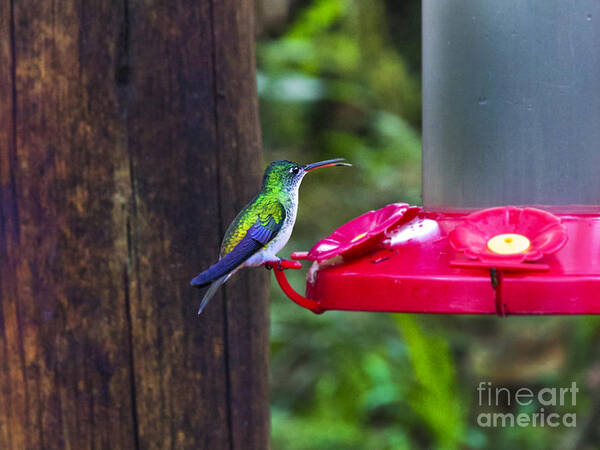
[191,158,351,314]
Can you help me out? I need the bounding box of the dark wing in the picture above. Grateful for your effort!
[190,213,284,288]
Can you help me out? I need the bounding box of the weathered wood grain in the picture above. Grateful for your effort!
[0,0,268,448]
[212,1,270,448]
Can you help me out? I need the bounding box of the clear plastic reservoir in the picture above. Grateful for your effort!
[422,0,600,210]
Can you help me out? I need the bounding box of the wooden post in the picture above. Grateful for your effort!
[0,0,268,448]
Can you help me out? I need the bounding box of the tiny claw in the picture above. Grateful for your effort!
[263,259,303,270]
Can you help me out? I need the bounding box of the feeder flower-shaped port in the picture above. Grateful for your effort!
[449,206,568,263]
[304,203,421,262]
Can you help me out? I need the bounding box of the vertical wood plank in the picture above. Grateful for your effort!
[1,0,137,448]
[0,0,22,447]
[124,0,231,448]
[0,0,268,448]
[212,0,270,448]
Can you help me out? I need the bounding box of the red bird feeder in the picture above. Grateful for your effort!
[270,1,600,316]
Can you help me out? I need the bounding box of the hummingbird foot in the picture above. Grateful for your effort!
[263,259,303,271]
[263,256,290,271]
[263,258,282,271]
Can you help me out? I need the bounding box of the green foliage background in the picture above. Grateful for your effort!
[257,1,600,448]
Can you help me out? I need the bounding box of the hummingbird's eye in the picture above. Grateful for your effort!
[289,166,300,175]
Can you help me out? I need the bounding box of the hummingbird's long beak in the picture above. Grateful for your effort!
[303,158,352,172]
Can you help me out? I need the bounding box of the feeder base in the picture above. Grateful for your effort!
[282,211,600,315]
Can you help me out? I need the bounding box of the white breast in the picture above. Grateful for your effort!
[244,188,299,267]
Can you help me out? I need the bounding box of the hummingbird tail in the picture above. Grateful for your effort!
[190,236,260,288]
[192,218,279,313]
[190,264,222,288]
[197,275,229,315]
[191,243,253,314]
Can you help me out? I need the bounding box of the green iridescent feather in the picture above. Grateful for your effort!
[220,193,285,257]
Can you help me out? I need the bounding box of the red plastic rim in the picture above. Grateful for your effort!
[306,203,421,262]
[449,206,568,263]
[271,210,600,315]
[263,260,323,314]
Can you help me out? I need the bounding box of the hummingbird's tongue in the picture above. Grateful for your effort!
[304,158,352,171]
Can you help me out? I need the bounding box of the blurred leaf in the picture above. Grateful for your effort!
[258,72,327,102]
[287,0,347,39]
[396,315,465,450]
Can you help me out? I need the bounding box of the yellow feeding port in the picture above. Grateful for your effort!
[487,233,531,255]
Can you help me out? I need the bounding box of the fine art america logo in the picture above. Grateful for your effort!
[476,381,577,428]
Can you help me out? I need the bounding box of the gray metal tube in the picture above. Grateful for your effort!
[422,0,600,210]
